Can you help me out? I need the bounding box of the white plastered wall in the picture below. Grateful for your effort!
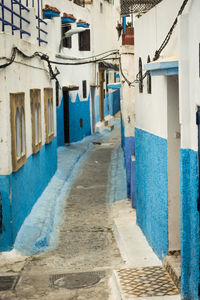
[134,0,183,139]
[179,0,200,151]
[120,45,135,137]
[0,7,55,175]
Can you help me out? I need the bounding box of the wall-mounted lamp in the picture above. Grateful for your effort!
[59,27,87,52]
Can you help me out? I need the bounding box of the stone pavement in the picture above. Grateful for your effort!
[0,121,181,300]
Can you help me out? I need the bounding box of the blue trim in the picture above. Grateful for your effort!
[180,149,199,300]
[115,73,120,78]
[144,60,179,77]
[77,23,89,28]
[150,68,178,76]
[61,17,76,23]
[107,83,121,90]
[144,60,178,71]
[43,10,60,19]
[135,128,168,259]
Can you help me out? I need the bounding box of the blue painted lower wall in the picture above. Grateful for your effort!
[124,137,135,199]
[104,90,120,117]
[56,94,91,145]
[121,113,125,149]
[56,98,65,147]
[95,90,120,125]
[135,128,168,259]
[180,149,199,300]
[0,138,57,251]
[69,94,91,143]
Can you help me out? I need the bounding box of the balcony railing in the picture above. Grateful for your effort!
[0,0,48,46]
[0,0,30,38]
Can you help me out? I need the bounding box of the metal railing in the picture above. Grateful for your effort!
[36,0,48,46]
[0,0,30,38]
[0,0,48,46]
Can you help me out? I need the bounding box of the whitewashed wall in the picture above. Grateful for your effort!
[0,33,55,175]
[0,0,120,175]
[134,0,184,139]
[179,0,200,151]
[120,45,135,137]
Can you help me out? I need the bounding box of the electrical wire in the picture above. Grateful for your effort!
[153,0,189,61]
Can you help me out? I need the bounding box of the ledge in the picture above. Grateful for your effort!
[144,58,178,76]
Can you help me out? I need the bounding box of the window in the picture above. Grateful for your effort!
[139,57,143,93]
[10,93,26,172]
[79,29,90,51]
[82,80,87,98]
[62,23,72,48]
[147,55,152,94]
[44,88,54,144]
[56,80,59,106]
[106,72,109,93]
[30,89,42,154]
[100,2,103,13]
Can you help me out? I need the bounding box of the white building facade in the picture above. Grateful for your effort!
[134,0,200,298]
[0,0,121,252]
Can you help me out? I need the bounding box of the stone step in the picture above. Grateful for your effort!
[163,252,181,291]
[105,124,114,131]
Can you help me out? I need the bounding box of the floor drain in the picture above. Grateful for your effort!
[0,275,20,291]
[50,271,105,290]
[93,142,102,145]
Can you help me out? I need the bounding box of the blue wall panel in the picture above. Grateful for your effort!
[56,98,65,147]
[121,113,125,149]
[135,128,168,259]
[0,176,13,251]
[124,137,135,198]
[0,138,57,250]
[180,149,199,300]
[104,90,120,118]
[69,94,91,143]
[95,95,100,124]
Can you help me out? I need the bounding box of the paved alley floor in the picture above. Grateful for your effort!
[0,121,181,300]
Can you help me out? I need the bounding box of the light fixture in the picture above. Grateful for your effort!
[59,27,87,52]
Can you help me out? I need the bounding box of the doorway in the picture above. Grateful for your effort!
[90,87,96,134]
[63,90,70,144]
[99,68,105,122]
[167,75,180,251]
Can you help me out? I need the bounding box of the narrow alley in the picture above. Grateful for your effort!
[0,122,180,300]
[1,0,199,299]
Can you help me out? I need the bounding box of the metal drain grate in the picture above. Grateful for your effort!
[116,266,179,297]
[49,271,105,290]
[0,275,20,291]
